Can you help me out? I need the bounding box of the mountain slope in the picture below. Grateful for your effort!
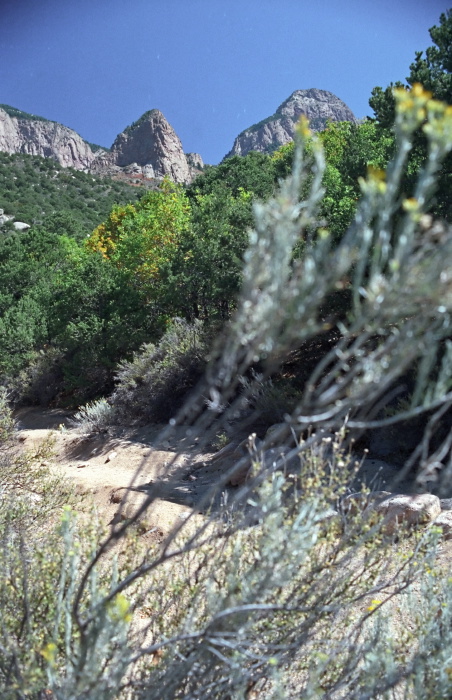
[0,105,203,184]
[0,151,142,231]
[90,109,203,183]
[0,105,102,170]
[226,88,358,157]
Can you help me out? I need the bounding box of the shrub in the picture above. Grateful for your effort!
[110,318,209,423]
[71,397,116,435]
[0,386,14,444]
[0,387,136,697]
[239,373,300,428]
[0,386,69,530]
[3,346,66,406]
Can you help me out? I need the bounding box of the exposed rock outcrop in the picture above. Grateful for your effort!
[0,107,100,170]
[100,109,192,183]
[13,221,30,231]
[226,88,358,158]
[0,208,14,226]
[186,152,204,169]
[0,105,199,184]
[186,152,204,180]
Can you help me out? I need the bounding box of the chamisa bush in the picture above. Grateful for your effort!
[109,317,210,423]
[2,85,452,698]
[70,397,116,435]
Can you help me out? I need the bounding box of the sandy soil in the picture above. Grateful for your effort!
[13,406,245,538]
[13,406,428,542]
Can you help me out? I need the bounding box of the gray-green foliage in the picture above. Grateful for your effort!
[71,397,116,434]
[110,318,209,422]
[0,389,138,698]
[176,88,452,467]
[0,388,67,529]
[2,87,452,698]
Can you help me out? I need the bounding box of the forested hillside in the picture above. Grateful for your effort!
[0,123,392,407]
[0,151,141,230]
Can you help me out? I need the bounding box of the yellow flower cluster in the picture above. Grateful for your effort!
[394,83,452,153]
[393,83,432,133]
[359,84,452,196]
[358,165,387,196]
[109,593,133,623]
[424,98,452,151]
[295,114,312,140]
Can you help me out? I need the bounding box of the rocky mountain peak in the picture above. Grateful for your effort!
[226,88,358,158]
[0,105,199,184]
[106,109,192,183]
[0,105,101,170]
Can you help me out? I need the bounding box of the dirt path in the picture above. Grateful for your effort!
[14,405,425,544]
[14,407,232,537]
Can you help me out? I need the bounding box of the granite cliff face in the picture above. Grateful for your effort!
[0,90,356,182]
[226,88,358,158]
[110,109,191,182]
[91,109,199,183]
[0,105,201,184]
[0,106,99,170]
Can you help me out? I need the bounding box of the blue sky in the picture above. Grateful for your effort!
[0,0,450,164]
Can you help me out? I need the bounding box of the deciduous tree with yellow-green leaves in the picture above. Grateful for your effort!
[86,178,191,296]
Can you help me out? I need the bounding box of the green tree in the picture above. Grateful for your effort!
[162,186,253,320]
[86,178,190,300]
[0,224,157,402]
[369,10,452,219]
[319,120,395,240]
[193,150,276,199]
[167,151,278,320]
[409,9,452,103]
[45,248,155,400]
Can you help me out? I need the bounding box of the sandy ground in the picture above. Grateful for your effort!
[13,405,429,541]
[13,406,247,538]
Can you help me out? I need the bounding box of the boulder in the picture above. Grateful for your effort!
[374,493,441,535]
[432,511,452,539]
[0,208,14,226]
